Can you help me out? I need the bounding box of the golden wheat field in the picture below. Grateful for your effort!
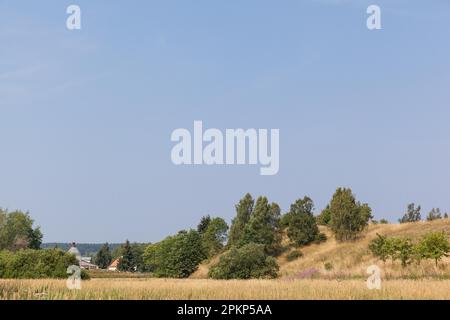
[1,278,450,300]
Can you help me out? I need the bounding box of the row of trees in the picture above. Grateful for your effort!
[399,204,449,223]
[369,232,450,267]
[96,188,373,279]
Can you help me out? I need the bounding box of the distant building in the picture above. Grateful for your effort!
[67,242,99,270]
[108,258,120,271]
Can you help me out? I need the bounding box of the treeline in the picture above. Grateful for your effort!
[369,232,450,267]
[107,187,376,279]
[1,188,449,280]
[41,243,122,257]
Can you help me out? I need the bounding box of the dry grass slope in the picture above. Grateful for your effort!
[192,219,450,280]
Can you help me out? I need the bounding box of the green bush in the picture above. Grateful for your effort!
[143,230,206,278]
[0,248,89,279]
[314,232,327,244]
[286,250,303,262]
[324,262,333,271]
[208,243,279,279]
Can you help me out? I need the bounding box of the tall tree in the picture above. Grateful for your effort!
[118,240,135,272]
[239,197,281,253]
[327,188,373,241]
[95,243,112,269]
[0,209,43,251]
[228,193,254,247]
[202,217,229,258]
[283,196,320,247]
[399,203,421,223]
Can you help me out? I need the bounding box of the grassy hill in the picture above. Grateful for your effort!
[192,219,450,279]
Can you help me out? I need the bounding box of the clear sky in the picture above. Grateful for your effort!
[1,0,450,243]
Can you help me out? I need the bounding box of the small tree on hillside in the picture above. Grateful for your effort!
[228,194,254,247]
[399,203,421,223]
[417,232,450,267]
[327,188,373,241]
[316,205,332,226]
[392,238,414,267]
[426,208,442,222]
[95,243,112,269]
[369,234,389,263]
[444,212,449,219]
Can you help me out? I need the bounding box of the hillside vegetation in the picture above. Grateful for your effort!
[192,219,450,279]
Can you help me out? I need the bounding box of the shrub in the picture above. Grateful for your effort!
[286,250,303,262]
[379,219,389,224]
[314,233,327,244]
[324,262,333,271]
[0,248,89,279]
[209,244,279,279]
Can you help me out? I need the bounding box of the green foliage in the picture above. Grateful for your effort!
[197,215,211,234]
[227,194,254,247]
[426,208,442,221]
[392,238,414,267]
[444,212,449,219]
[317,205,332,226]
[95,243,112,269]
[286,250,303,262]
[0,248,88,279]
[118,240,135,272]
[369,234,390,262]
[379,219,389,224]
[327,188,373,241]
[239,197,282,254]
[416,232,449,266]
[143,230,206,278]
[0,209,43,251]
[314,232,327,244]
[201,217,228,258]
[324,262,334,271]
[369,232,450,267]
[208,243,279,279]
[399,203,421,223]
[283,197,320,247]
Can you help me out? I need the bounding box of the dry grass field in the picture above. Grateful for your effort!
[1,278,449,300]
[1,220,449,300]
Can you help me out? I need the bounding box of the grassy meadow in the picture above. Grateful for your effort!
[1,278,449,300]
[1,219,449,300]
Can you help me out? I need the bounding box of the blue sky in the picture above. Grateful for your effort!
[1,0,450,243]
